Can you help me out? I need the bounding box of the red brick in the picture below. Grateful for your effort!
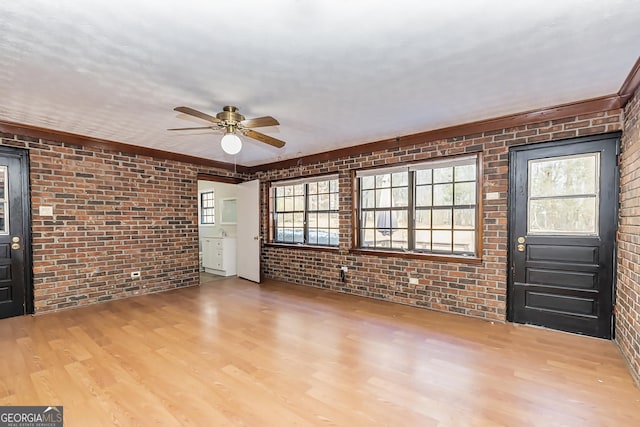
[256,109,624,324]
[617,89,640,385]
[0,138,245,314]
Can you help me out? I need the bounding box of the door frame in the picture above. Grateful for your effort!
[0,145,33,315]
[506,132,621,336]
[196,173,261,282]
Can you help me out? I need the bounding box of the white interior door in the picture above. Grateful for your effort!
[236,179,261,282]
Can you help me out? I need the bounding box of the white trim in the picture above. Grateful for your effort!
[355,155,477,178]
[271,174,338,187]
[355,166,408,178]
[408,155,476,171]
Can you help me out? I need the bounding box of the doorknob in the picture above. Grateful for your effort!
[517,244,525,252]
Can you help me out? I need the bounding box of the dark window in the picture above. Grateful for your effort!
[271,176,339,247]
[357,155,479,256]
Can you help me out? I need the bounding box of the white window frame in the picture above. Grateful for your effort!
[200,190,215,225]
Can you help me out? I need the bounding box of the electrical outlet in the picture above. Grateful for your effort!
[339,266,347,282]
[408,277,419,285]
[131,271,141,279]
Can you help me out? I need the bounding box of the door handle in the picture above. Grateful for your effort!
[517,236,525,252]
[517,244,525,252]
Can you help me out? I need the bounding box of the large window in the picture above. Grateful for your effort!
[357,155,480,256]
[527,153,599,235]
[271,175,339,247]
[200,191,215,224]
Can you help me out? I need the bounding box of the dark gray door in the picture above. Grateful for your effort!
[508,133,619,338]
[0,146,31,319]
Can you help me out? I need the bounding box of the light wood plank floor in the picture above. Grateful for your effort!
[1,277,639,426]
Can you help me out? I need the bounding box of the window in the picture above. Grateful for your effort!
[200,191,215,224]
[527,153,599,235]
[271,175,339,246]
[357,154,480,256]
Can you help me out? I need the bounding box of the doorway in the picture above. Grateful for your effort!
[197,175,262,283]
[507,133,620,338]
[0,146,32,319]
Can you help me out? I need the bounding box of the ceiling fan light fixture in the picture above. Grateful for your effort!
[221,132,242,155]
[172,105,286,151]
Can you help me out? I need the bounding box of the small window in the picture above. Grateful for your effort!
[201,191,215,224]
[356,154,480,257]
[271,175,339,247]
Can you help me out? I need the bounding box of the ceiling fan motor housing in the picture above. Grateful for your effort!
[216,106,245,124]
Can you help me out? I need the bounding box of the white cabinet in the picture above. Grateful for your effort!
[202,237,237,276]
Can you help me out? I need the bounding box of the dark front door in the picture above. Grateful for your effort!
[0,146,31,319]
[508,133,619,339]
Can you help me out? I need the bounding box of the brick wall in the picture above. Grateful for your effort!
[0,133,241,313]
[1,104,635,377]
[256,111,623,321]
[618,89,640,384]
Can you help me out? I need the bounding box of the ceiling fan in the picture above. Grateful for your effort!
[169,105,285,155]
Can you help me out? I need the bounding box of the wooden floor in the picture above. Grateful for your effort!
[1,277,639,426]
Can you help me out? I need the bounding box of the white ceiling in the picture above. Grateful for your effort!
[0,1,638,166]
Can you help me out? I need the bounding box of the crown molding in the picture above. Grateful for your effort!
[0,120,250,174]
[3,56,638,176]
[618,56,640,106]
[249,94,622,173]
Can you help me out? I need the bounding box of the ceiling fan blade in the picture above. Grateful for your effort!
[241,116,280,128]
[244,129,286,148]
[167,126,214,131]
[174,106,221,124]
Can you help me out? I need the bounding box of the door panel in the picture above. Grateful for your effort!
[236,179,261,283]
[0,147,31,319]
[526,269,596,289]
[508,134,619,338]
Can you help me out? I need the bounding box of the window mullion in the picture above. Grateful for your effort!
[271,187,276,239]
[303,183,309,244]
[408,171,415,250]
[429,181,434,252]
